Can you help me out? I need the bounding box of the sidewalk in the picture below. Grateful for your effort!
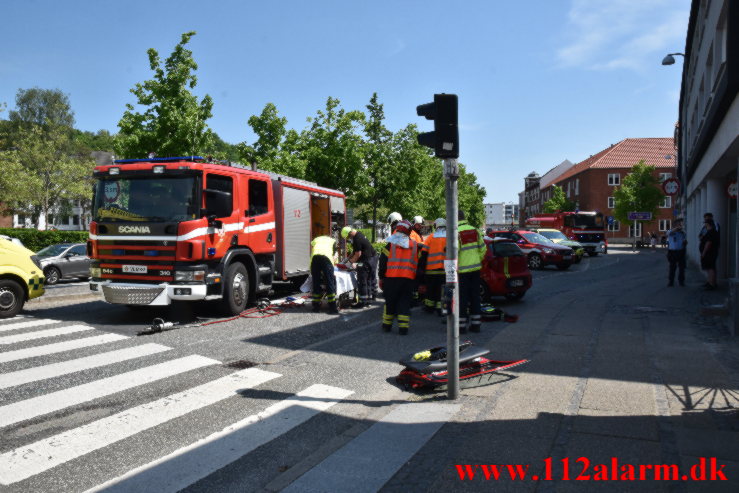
[383,248,739,492]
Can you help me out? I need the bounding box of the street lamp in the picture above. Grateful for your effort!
[661,53,685,65]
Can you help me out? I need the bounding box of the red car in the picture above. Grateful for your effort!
[489,230,575,270]
[480,238,532,301]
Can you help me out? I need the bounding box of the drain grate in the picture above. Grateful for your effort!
[225,360,258,369]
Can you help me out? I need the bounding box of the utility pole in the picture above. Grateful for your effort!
[416,93,460,400]
[444,158,460,399]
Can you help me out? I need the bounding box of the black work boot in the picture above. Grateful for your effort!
[311,302,321,313]
[327,302,339,314]
[382,324,392,332]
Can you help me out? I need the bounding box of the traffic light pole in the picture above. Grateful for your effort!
[444,158,460,400]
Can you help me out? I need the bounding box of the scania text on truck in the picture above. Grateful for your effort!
[88,156,346,314]
[525,211,607,256]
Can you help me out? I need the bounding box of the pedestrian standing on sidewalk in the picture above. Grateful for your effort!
[700,219,719,290]
[341,226,377,308]
[666,220,687,287]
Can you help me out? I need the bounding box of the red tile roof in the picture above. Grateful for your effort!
[553,138,675,184]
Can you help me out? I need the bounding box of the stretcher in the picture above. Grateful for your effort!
[396,342,529,390]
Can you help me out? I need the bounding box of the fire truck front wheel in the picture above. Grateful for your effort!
[221,262,249,315]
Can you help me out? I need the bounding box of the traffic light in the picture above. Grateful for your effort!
[416,93,459,159]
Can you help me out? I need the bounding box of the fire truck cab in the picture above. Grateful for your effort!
[88,156,346,314]
[525,211,607,256]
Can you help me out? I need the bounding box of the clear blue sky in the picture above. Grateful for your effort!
[0,0,690,204]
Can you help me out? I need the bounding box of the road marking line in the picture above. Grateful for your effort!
[0,334,128,363]
[85,384,353,493]
[0,325,94,345]
[0,368,281,485]
[0,355,219,429]
[0,318,61,333]
[0,343,172,389]
[282,401,461,493]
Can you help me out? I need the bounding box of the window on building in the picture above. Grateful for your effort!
[575,179,579,196]
[61,214,70,224]
[628,223,642,238]
[17,214,26,225]
[566,183,571,198]
[660,196,672,208]
[659,219,671,232]
[72,215,80,226]
[608,174,620,186]
[659,173,672,182]
[608,197,615,208]
[608,220,620,232]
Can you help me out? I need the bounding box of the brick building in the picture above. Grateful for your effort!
[544,138,678,243]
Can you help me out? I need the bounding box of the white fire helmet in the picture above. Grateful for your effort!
[434,218,446,229]
[387,212,402,223]
[412,215,424,225]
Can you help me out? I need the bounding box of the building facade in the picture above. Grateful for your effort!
[677,0,738,283]
[543,138,678,243]
[484,202,519,228]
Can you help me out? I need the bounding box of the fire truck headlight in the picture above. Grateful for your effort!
[109,167,120,175]
[89,267,102,278]
[175,270,205,282]
[152,165,165,174]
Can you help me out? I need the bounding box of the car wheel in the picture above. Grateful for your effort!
[574,255,582,264]
[220,262,249,315]
[0,279,25,319]
[557,263,571,270]
[505,291,525,301]
[528,254,543,270]
[44,266,61,285]
[479,279,492,302]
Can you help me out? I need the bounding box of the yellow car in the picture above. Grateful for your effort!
[530,228,585,264]
[0,237,45,318]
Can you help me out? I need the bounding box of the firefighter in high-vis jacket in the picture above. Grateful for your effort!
[378,220,427,335]
[310,235,339,314]
[457,210,487,333]
[423,218,447,317]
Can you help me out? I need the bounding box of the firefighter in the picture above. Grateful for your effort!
[423,218,447,317]
[457,210,487,333]
[410,216,425,244]
[379,220,426,335]
[309,235,339,314]
[387,212,403,236]
[341,226,377,308]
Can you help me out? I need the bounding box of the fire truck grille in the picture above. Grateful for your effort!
[102,285,164,305]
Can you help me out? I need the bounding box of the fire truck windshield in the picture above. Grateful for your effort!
[566,213,605,229]
[93,177,198,222]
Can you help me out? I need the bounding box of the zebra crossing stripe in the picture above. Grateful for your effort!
[0,343,172,389]
[0,368,281,485]
[0,355,219,429]
[282,401,461,493]
[0,325,94,345]
[0,319,61,333]
[0,333,128,363]
[86,384,353,493]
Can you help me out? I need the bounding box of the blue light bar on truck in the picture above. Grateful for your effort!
[113,156,205,164]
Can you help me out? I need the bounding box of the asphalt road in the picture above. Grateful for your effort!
[2,249,630,492]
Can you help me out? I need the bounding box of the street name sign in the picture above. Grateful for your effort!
[627,212,652,221]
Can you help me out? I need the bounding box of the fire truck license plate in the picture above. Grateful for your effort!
[122,265,148,274]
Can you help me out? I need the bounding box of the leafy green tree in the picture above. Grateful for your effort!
[238,103,307,177]
[73,129,116,153]
[612,160,664,226]
[300,97,365,195]
[542,184,576,213]
[116,31,215,159]
[1,88,94,229]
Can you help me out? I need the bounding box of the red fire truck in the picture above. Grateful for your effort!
[88,156,346,314]
[525,211,607,256]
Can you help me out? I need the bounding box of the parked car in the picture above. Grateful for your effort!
[480,238,532,301]
[529,228,585,263]
[0,237,45,318]
[36,243,91,285]
[489,230,574,270]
